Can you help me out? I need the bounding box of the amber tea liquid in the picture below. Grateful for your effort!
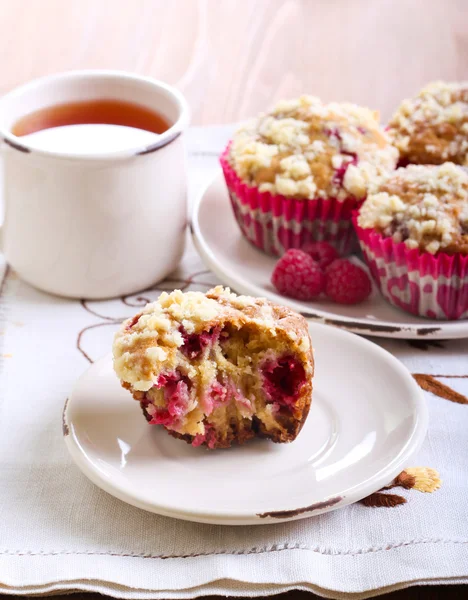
[11,99,171,153]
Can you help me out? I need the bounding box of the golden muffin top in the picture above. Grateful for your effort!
[358,162,468,254]
[228,95,397,201]
[389,81,468,166]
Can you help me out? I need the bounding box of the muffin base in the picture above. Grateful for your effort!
[354,216,468,320]
[221,147,360,257]
[142,400,311,449]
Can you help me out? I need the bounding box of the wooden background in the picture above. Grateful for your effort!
[2,0,467,598]
[2,0,468,125]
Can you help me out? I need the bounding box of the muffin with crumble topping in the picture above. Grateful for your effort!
[355,162,468,320]
[388,81,468,166]
[113,286,314,449]
[220,95,398,256]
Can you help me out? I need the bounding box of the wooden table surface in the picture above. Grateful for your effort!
[1,0,466,598]
[2,0,468,125]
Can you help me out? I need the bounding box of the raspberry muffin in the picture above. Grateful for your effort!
[355,162,468,319]
[220,95,398,256]
[113,286,314,449]
[389,81,468,166]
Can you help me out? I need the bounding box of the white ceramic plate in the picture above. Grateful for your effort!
[64,323,427,526]
[191,171,468,339]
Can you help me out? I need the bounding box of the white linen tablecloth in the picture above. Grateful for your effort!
[0,126,467,599]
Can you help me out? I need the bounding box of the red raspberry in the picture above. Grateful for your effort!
[272,249,325,301]
[302,241,339,268]
[325,259,372,304]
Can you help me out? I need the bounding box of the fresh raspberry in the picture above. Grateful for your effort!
[272,249,325,301]
[325,259,372,304]
[302,241,339,268]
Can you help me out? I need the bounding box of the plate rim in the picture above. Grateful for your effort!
[190,170,468,340]
[64,322,428,525]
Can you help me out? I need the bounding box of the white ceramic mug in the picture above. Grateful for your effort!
[0,70,190,299]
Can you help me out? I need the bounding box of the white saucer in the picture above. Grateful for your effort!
[64,322,427,526]
[191,171,468,340]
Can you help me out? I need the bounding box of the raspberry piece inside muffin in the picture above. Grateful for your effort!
[113,287,314,449]
[179,326,219,359]
[262,355,306,407]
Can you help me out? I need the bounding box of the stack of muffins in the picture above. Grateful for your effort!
[221,83,468,320]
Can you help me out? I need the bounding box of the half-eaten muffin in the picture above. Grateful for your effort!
[113,286,314,449]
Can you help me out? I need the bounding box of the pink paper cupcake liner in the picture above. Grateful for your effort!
[353,215,468,320]
[220,146,360,257]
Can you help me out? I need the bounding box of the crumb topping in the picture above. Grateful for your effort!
[113,286,311,391]
[358,162,468,254]
[113,289,223,389]
[229,95,397,200]
[389,81,468,165]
